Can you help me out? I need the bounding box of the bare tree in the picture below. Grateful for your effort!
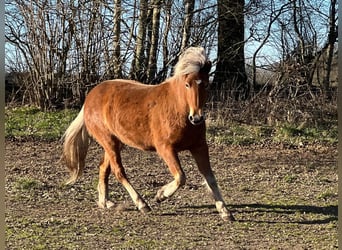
[249,1,291,92]
[5,0,74,109]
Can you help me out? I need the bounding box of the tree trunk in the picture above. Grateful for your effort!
[322,0,337,95]
[292,0,306,66]
[131,0,148,82]
[158,0,172,82]
[113,0,122,79]
[181,0,195,51]
[213,0,249,100]
[146,0,161,84]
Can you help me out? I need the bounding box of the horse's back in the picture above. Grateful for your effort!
[83,79,160,150]
[91,79,154,96]
[85,79,156,107]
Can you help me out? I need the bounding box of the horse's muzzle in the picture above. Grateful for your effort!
[188,114,204,125]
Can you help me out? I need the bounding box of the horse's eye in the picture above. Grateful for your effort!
[185,82,190,89]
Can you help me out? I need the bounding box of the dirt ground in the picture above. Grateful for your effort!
[5,139,338,249]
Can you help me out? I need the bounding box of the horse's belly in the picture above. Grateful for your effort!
[117,132,155,151]
[113,118,155,151]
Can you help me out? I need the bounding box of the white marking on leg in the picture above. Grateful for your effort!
[161,180,180,197]
[123,180,151,212]
[97,182,107,208]
[156,174,185,201]
[204,175,231,219]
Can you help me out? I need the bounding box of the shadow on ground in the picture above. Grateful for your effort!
[179,203,337,224]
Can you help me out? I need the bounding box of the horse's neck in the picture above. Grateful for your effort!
[162,77,188,117]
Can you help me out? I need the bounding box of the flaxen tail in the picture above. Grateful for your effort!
[60,106,89,185]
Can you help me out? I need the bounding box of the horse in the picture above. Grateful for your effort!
[61,47,235,221]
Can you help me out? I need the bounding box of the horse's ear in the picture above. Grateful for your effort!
[200,61,212,74]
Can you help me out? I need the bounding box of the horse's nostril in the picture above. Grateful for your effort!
[188,114,204,125]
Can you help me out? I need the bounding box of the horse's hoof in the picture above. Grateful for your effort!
[97,201,106,209]
[106,201,115,208]
[154,191,167,203]
[154,196,167,203]
[97,200,115,209]
[154,196,162,203]
[222,212,236,222]
[140,205,152,214]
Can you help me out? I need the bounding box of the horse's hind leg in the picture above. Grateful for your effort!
[190,144,235,221]
[103,141,151,213]
[97,153,114,208]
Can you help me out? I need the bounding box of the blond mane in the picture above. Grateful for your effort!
[173,47,208,76]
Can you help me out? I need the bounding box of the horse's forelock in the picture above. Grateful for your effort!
[173,47,208,76]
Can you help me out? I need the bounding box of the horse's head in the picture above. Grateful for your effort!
[173,47,212,125]
[183,60,211,125]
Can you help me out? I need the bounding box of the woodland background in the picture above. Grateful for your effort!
[5,0,338,126]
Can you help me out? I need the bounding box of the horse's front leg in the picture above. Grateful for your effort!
[155,145,186,202]
[190,143,235,221]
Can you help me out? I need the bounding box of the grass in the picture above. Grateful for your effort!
[272,124,338,145]
[5,106,337,146]
[15,178,40,190]
[5,215,92,250]
[316,190,338,200]
[207,122,337,146]
[5,106,78,140]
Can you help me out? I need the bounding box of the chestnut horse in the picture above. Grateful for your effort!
[61,47,234,221]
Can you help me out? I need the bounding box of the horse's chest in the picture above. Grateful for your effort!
[163,123,205,150]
